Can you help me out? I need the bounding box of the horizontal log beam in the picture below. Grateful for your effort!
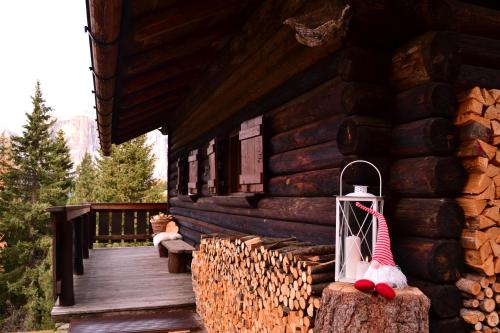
[268,141,343,176]
[390,156,465,197]
[393,83,457,124]
[391,117,456,157]
[393,198,464,238]
[169,196,336,226]
[269,115,344,154]
[268,168,340,197]
[394,237,462,283]
[170,206,334,245]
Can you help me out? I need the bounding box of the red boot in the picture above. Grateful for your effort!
[354,279,375,293]
[375,283,395,300]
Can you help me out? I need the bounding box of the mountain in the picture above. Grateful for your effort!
[52,115,168,180]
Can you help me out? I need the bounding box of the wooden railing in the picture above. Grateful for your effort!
[49,203,168,306]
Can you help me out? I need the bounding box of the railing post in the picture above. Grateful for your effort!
[82,214,90,259]
[73,217,84,275]
[60,216,75,306]
[51,212,62,301]
[89,211,96,249]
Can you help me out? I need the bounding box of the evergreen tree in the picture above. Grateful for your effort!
[94,135,163,202]
[0,82,73,330]
[69,152,97,204]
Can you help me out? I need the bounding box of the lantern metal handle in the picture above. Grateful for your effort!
[339,160,382,197]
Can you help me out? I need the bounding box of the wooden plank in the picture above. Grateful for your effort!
[95,234,150,241]
[161,240,195,254]
[70,310,202,333]
[51,247,195,322]
[91,203,168,211]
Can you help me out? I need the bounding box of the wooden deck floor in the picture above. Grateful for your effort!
[51,247,196,322]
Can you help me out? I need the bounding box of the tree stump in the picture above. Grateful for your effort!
[315,282,430,333]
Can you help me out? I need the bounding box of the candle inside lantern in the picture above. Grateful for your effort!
[344,236,361,280]
[356,258,370,280]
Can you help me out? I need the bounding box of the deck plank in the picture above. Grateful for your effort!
[51,247,195,321]
[70,311,202,333]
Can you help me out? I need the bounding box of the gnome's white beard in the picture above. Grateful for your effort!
[363,263,408,289]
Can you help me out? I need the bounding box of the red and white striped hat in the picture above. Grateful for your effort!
[355,202,395,267]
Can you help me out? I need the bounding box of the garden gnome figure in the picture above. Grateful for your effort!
[354,202,407,299]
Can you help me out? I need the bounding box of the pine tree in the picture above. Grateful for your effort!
[42,130,74,206]
[70,152,97,204]
[94,135,164,202]
[0,82,73,330]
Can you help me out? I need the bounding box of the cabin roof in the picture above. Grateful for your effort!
[86,0,261,155]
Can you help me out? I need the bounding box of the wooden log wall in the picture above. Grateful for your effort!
[169,51,391,246]
[385,31,466,332]
[165,2,500,332]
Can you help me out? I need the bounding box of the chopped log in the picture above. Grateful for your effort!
[461,157,489,173]
[465,215,496,230]
[486,164,499,178]
[460,308,484,324]
[269,115,343,154]
[393,238,462,283]
[268,141,343,175]
[486,311,499,327]
[463,182,495,200]
[392,117,456,157]
[390,156,465,197]
[463,173,492,194]
[463,273,491,288]
[484,206,499,222]
[457,98,483,115]
[390,31,459,92]
[479,299,496,312]
[468,254,495,276]
[455,278,481,295]
[337,116,391,155]
[458,121,492,142]
[454,113,490,128]
[394,82,456,124]
[457,87,485,104]
[461,230,488,250]
[268,168,340,197]
[393,198,464,238]
[456,198,487,217]
[484,105,498,119]
[462,299,479,308]
[457,139,497,160]
[315,283,430,333]
[493,151,500,166]
[408,278,460,318]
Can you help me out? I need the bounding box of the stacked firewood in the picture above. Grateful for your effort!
[191,234,335,333]
[455,87,500,332]
[456,274,499,332]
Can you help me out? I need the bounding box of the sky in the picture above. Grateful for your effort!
[0,0,94,134]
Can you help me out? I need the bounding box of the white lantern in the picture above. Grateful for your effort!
[335,160,383,283]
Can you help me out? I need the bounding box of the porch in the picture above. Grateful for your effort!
[48,203,198,326]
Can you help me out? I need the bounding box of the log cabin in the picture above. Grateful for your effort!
[49,0,500,332]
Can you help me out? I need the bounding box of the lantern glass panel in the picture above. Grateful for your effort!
[335,196,384,282]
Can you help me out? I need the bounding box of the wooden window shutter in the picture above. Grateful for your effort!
[239,115,264,193]
[176,157,187,195]
[207,139,218,195]
[188,149,200,195]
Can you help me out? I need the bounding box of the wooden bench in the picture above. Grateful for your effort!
[160,240,195,273]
